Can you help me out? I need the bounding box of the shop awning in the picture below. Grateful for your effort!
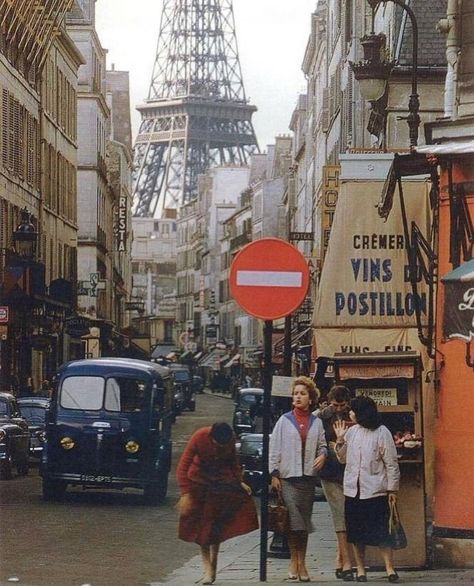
[198,348,226,369]
[194,351,204,361]
[151,344,179,359]
[416,140,474,155]
[333,352,420,380]
[223,354,241,368]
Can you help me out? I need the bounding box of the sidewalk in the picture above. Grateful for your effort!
[155,391,474,585]
[153,502,474,585]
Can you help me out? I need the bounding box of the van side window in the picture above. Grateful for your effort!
[105,378,146,413]
[61,376,104,410]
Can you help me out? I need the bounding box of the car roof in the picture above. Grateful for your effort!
[56,357,170,378]
[17,397,50,406]
[239,388,264,395]
[0,392,15,401]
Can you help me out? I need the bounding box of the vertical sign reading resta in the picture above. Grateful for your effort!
[116,195,127,252]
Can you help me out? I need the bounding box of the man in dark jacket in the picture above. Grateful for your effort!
[317,385,354,581]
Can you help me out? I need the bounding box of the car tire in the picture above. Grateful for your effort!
[42,479,67,501]
[143,476,168,505]
[0,458,12,480]
[16,456,29,477]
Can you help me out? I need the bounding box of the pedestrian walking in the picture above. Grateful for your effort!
[316,385,354,581]
[176,422,258,585]
[269,376,327,582]
[334,396,400,583]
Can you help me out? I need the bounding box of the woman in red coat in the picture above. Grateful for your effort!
[177,422,259,584]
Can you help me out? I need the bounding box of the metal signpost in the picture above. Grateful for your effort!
[229,238,310,582]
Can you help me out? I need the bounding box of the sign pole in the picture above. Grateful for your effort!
[259,319,273,582]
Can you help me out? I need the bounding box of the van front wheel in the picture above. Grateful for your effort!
[143,477,168,505]
[42,479,67,501]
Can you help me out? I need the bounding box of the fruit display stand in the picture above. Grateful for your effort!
[333,351,427,568]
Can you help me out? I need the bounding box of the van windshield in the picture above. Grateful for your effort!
[60,376,147,412]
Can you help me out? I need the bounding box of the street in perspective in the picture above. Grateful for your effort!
[1,0,474,585]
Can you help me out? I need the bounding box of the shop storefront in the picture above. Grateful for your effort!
[312,154,435,567]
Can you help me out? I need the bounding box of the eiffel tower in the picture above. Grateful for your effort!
[132,0,259,218]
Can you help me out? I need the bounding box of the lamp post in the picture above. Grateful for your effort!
[12,208,38,391]
[350,0,420,148]
[13,208,38,260]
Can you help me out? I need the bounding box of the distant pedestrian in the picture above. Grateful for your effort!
[269,376,327,582]
[316,385,354,581]
[245,374,252,388]
[177,422,258,585]
[334,396,400,583]
[37,379,52,398]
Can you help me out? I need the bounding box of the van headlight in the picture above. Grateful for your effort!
[125,440,140,454]
[60,436,75,450]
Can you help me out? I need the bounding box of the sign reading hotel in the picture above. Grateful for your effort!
[313,180,431,356]
[116,195,128,252]
[321,165,340,263]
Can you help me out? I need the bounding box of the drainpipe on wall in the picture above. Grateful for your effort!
[437,0,461,119]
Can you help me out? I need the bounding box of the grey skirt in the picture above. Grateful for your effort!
[281,476,316,533]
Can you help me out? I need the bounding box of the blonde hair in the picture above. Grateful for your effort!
[291,376,320,408]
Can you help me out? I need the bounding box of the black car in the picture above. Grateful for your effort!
[0,392,30,479]
[168,365,195,412]
[192,375,204,394]
[17,397,50,461]
[233,388,264,436]
[236,433,265,495]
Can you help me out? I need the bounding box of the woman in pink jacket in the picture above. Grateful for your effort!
[334,396,400,583]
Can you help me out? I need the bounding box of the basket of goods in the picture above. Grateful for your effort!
[393,431,423,459]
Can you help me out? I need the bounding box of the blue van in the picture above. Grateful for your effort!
[41,358,173,504]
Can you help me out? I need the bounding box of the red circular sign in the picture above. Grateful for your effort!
[229,238,310,320]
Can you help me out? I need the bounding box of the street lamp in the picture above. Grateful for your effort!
[13,208,38,259]
[350,0,420,148]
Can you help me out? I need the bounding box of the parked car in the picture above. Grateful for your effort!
[41,358,174,504]
[232,388,264,436]
[192,375,204,394]
[168,365,195,412]
[0,392,30,479]
[17,397,50,461]
[236,433,265,495]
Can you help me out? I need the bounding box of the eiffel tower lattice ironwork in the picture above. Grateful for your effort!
[132,0,259,218]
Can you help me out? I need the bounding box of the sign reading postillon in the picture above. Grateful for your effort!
[441,259,474,341]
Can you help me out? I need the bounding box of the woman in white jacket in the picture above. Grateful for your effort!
[334,396,400,583]
[269,376,327,582]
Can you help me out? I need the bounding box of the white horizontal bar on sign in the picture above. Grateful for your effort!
[236,270,302,288]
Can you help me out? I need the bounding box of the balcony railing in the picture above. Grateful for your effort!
[230,232,251,251]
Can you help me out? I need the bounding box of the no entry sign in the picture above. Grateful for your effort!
[229,238,310,320]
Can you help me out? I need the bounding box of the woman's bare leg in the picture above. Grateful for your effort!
[287,531,299,576]
[352,543,366,577]
[379,546,395,575]
[210,543,220,578]
[336,531,353,571]
[200,545,212,579]
[295,531,309,577]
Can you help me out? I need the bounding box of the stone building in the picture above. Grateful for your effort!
[0,1,81,390]
[66,0,113,356]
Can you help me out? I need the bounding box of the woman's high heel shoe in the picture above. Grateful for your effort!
[202,574,215,585]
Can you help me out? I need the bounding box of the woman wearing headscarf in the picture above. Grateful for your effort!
[334,396,400,583]
[177,422,258,585]
[269,376,327,582]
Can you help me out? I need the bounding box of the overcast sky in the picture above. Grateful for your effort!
[95,0,317,150]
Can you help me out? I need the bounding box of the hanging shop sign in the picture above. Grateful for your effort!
[355,388,398,406]
[313,181,431,331]
[115,194,128,252]
[320,165,340,263]
[441,259,474,342]
[289,232,314,242]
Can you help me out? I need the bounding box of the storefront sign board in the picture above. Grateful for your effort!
[355,387,398,406]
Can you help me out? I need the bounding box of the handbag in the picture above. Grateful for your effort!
[388,500,408,550]
[268,492,289,534]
